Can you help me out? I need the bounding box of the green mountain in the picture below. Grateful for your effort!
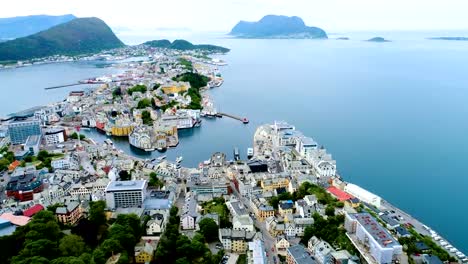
[230,15,327,39]
[367,37,391,42]
[144,39,229,53]
[0,14,76,39]
[0,17,125,61]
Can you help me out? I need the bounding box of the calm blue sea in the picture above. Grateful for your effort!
[2,30,468,253]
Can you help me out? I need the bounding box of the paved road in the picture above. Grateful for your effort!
[229,181,277,264]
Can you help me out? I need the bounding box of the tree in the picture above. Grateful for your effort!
[51,257,86,264]
[88,201,107,227]
[149,172,163,188]
[141,110,152,125]
[118,170,131,181]
[325,205,335,216]
[100,238,122,257]
[198,218,218,242]
[137,98,152,109]
[59,235,87,257]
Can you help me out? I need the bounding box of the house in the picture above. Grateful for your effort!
[285,222,296,237]
[395,226,411,238]
[287,244,316,264]
[330,250,355,264]
[415,242,431,253]
[279,200,295,216]
[180,193,198,230]
[233,215,255,232]
[294,218,314,237]
[309,238,335,264]
[146,213,165,237]
[422,254,443,264]
[276,235,291,252]
[380,214,400,230]
[250,196,275,221]
[55,201,83,225]
[219,228,258,253]
[295,199,316,218]
[134,240,157,264]
[304,195,318,206]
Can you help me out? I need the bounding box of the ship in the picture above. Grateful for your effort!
[247,148,254,159]
[176,156,183,163]
[234,147,240,161]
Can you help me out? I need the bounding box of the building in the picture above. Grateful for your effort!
[287,244,316,264]
[134,240,156,264]
[250,196,275,221]
[279,200,295,216]
[43,128,67,145]
[219,228,257,253]
[261,177,290,192]
[105,180,147,209]
[344,184,381,209]
[233,215,255,232]
[6,167,44,201]
[146,214,165,237]
[248,239,268,264]
[23,204,44,217]
[7,119,41,145]
[345,213,402,264]
[55,201,83,225]
[276,235,291,252]
[308,236,335,264]
[181,193,198,230]
[161,82,190,94]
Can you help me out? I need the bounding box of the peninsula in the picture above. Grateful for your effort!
[229,15,327,39]
[144,39,229,53]
[0,17,124,62]
[429,37,468,41]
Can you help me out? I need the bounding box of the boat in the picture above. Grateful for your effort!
[234,148,240,161]
[247,148,254,159]
[176,156,183,163]
[104,139,113,145]
[157,147,167,152]
[242,117,249,124]
[156,155,167,161]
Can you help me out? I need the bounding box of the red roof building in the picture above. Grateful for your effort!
[23,204,44,217]
[327,186,354,201]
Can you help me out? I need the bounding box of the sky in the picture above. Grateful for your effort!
[1,0,468,33]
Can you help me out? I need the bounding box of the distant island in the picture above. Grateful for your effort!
[0,14,76,39]
[144,39,229,53]
[336,37,350,40]
[0,17,124,62]
[429,37,468,41]
[229,15,327,39]
[367,37,391,42]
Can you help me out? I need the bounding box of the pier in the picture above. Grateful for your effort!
[44,83,84,90]
[218,112,249,124]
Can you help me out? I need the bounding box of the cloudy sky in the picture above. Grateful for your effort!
[1,0,468,32]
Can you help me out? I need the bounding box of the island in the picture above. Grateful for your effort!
[0,14,76,39]
[0,17,124,62]
[367,37,391,42]
[144,39,229,53]
[428,37,468,41]
[336,37,350,40]
[229,15,327,39]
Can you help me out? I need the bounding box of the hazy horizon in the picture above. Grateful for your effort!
[2,0,468,33]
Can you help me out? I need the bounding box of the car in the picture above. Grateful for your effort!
[216,245,224,249]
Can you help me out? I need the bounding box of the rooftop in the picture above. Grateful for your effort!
[287,244,316,264]
[351,213,400,248]
[106,180,147,192]
[327,186,353,201]
[23,204,44,217]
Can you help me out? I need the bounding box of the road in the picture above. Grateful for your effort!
[229,181,277,264]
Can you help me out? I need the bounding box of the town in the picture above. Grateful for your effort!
[0,102,464,264]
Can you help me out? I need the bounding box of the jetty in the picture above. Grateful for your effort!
[44,83,85,90]
[218,112,249,124]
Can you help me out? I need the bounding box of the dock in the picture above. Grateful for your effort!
[44,83,85,90]
[218,112,249,124]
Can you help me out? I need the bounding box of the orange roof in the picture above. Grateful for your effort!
[0,213,30,226]
[8,160,20,171]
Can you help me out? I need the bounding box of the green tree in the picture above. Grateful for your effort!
[325,205,335,216]
[88,201,107,227]
[51,257,86,264]
[59,234,87,257]
[198,218,218,242]
[141,110,152,125]
[137,98,152,109]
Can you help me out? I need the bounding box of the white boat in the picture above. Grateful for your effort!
[176,156,183,163]
[104,139,113,145]
[247,147,254,159]
[156,155,166,161]
[450,248,457,253]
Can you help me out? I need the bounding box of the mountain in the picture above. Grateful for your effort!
[0,14,77,39]
[367,37,390,42]
[144,39,229,53]
[229,15,327,39]
[428,37,468,41]
[0,17,125,62]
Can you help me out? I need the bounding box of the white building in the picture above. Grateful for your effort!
[180,192,198,230]
[249,239,268,264]
[105,180,147,209]
[344,183,381,209]
[345,213,403,264]
[44,128,66,145]
[146,214,165,237]
[233,215,255,232]
[308,148,336,178]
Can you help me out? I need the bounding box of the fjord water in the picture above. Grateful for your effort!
[3,31,468,253]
